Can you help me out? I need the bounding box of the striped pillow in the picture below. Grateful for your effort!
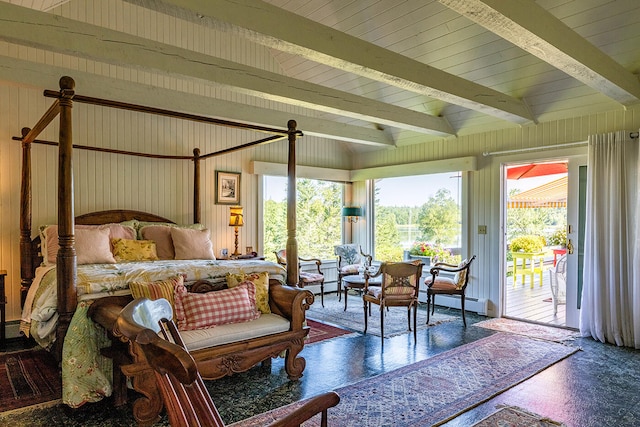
[129,275,183,321]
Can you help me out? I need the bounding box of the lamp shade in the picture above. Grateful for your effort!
[341,206,362,218]
[229,206,244,226]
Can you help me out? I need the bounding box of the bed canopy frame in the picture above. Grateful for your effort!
[15,76,302,356]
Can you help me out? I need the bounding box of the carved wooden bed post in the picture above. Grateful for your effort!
[56,76,77,358]
[19,127,32,308]
[193,148,201,224]
[286,120,299,286]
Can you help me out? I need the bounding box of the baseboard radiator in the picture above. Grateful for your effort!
[418,292,488,315]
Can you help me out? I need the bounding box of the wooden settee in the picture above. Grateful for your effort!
[89,279,314,426]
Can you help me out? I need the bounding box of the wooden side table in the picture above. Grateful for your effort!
[0,270,6,346]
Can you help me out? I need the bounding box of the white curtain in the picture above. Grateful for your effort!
[580,130,640,348]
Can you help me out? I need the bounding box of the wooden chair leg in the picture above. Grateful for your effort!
[413,304,418,342]
[320,280,325,307]
[426,294,431,324]
[363,300,368,334]
[380,304,385,343]
[461,295,467,327]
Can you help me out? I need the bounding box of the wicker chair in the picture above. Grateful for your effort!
[548,254,567,315]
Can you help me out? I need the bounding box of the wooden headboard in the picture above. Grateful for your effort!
[25,210,176,302]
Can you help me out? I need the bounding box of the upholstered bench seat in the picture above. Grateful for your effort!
[181,313,290,351]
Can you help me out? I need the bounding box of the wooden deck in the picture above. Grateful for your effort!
[504,260,566,327]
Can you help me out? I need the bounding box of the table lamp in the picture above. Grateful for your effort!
[229,206,244,256]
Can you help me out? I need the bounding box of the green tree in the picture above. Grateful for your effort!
[263,178,342,262]
[374,209,404,262]
[417,189,460,246]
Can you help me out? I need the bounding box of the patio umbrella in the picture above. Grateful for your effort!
[507,162,568,180]
[508,176,567,208]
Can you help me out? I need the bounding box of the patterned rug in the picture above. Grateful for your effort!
[0,349,61,411]
[228,332,579,427]
[306,319,356,344]
[472,406,566,426]
[306,293,457,338]
[473,318,580,343]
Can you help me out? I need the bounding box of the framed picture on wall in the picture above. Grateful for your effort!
[216,171,241,204]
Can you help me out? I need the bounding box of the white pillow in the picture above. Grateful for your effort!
[75,228,117,264]
[170,228,215,260]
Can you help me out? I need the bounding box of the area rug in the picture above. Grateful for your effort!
[473,318,580,343]
[306,319,356,344]
[0,349,61,411]
[306,293,457,338]
[472,406,566,426]
[228,332,578,427]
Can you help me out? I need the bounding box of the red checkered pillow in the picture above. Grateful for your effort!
[174,281,260,331]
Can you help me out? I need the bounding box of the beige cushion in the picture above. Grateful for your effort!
[170,228,215,260]
[42,223,135,264]
[140,225,175,260]
[425,276,457,291]
[74,228,117,265]
[180,314,290,351]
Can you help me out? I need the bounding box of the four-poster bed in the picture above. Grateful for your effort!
[15,76,307,411]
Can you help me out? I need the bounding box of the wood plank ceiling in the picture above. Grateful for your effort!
[2,0,639,151]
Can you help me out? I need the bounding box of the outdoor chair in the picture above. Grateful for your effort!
[274,249,326,307]
[334,244,372,301]
[362,260,423,344]
[425,255,476,327]
[548,254,567,315]
[115,297,340,427]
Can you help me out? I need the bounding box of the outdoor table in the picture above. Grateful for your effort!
[511,251,545,288]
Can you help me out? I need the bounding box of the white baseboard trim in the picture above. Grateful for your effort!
[418,292,488,315]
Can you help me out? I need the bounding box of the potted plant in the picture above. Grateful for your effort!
[547,227,567,248]
[509,235,546,253]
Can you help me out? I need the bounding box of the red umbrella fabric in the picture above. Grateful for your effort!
[507,162,568,180]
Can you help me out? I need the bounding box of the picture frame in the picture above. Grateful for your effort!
[215,171,241,205]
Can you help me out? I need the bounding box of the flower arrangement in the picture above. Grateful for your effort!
[409,242,457,264]
[409,241,438,257]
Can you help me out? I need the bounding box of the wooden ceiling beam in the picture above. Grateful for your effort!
[0,56,394,147]
[124,0,535,124]
[0,2,452,137]
[439,0,640,105]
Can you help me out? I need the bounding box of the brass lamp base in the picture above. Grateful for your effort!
[232,227,241,256]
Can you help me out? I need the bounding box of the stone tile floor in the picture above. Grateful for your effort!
[2,294,639,426]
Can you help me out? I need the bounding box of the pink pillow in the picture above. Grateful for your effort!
[170,228,215,260]
[174,282,259,331]
[140,225,175,260]
[43,223,135,264]
[74,228,117,265]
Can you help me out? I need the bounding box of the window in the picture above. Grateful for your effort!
[374,173,462,263]
[263,176,343,261]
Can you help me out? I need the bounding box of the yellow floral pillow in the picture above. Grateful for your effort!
[129,275,183,321]
[111,238,159,262]
[226,271,270,314]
